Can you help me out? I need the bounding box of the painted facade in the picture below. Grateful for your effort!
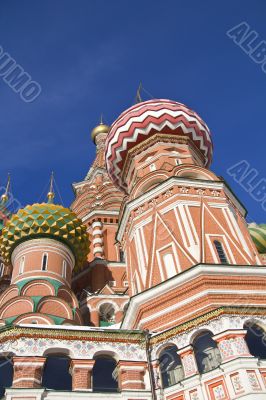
[0,98,265,399]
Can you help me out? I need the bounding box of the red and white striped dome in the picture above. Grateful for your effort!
[105,99,213,192]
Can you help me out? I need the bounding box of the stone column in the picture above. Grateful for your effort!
[118,361,147,391]
[12,356,46,388]
[213,329,251,362]
[92,221,104,258]
[115,310,124,323]
[70,359,95,391]
[177,345,198,378]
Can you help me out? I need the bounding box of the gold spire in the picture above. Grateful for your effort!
[135,82,142,103]
[91,115,110,143]
[47,172,55,204]
[0,174,10,207]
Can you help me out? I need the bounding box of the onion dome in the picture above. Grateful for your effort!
[0,203,89,269]
[91,122,110,143]
[248,223,266,254]
[105,99,213,192]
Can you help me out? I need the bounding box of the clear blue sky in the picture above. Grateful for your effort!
[0,0,265,222]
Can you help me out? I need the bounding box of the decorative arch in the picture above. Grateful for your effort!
[0,297,34,319]
[175,165,218,181]
[98,302,116,326]
[131,172,170,199]
[158,344,184,388]
[13,312,54,326]
[92,352,118,392]
[21,279,55,297]
[192,330,221,374]
[37,296,73,320]
[0,285,19,308]
[42,351,72,390]
[57,286,79,308]
[244,319,266,359]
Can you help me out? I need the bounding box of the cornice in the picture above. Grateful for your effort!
[116,177,247,242]
[121,263,266,329]
[0,325,145,344]
[150,306,266,345]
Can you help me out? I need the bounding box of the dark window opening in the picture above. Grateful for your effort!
[193,331,221,374]
[159,345,184,388]
[92,356,118,392]
[99,303,115,327]
[213,240,228,264]
[42,355,71,390]
[119,250,125,262]
[0,357,13,397]
[244,322,266,359]
[42,254,48,271]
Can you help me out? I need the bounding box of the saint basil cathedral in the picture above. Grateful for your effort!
[0,98,266,400]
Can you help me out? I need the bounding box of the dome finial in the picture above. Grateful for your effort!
[91,117,110,144]
[47,171,55,204]
[0,173,10,207]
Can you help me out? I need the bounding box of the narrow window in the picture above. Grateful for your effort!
[42,253,48,271]
[19,257,25,275]
[150,163,156,171]
[214,240,228,264]
[62,260,67,278]
[0,263,4,277]
[119,250,125,262]
[175,159,180,165]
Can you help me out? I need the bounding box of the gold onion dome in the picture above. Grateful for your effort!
[248,223,266,254]
[0,203,89,270]
[91,122,110,143]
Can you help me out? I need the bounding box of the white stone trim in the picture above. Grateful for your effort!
[13,377,41,384]
[122,264,266,329]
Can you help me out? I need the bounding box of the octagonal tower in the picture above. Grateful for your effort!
[105,98,262,332]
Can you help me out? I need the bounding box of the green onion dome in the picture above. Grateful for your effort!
[248,223,266,254]
[0,203,89,269]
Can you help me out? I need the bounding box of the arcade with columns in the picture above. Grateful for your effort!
[0,99,265,399]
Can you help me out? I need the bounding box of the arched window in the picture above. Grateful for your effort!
[244,321,266,359]
[0,357,13,397]
[99,303,115,327]
[42,253,48,271]
[159,345,184,388]
[92,356,118,392]
[19,256,25,275]
[193,331,221,374]
[213,240,228,264]
[42,354,71,390]
[62,260,67,278]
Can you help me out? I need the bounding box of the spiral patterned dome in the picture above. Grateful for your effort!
[0,203,89,268]
[105,99,213,192]
[248,223,266,254]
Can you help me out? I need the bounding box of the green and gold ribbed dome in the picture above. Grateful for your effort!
[0,203,89,269]
[248,223,266,254]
